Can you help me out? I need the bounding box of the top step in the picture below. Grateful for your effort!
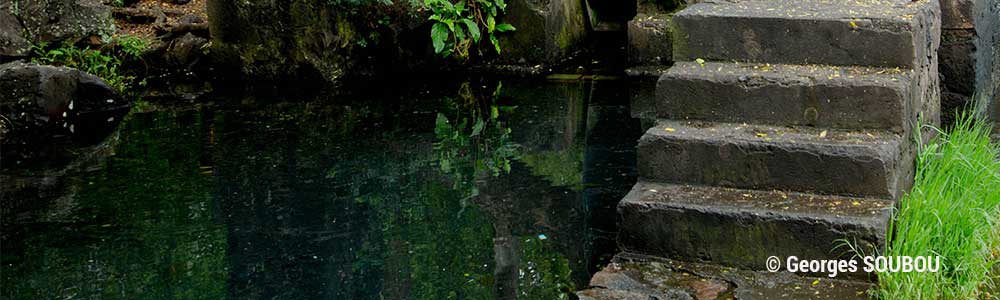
[672,0,940,68]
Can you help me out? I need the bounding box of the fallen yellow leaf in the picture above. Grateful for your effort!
[665,127,676,132]
[819,130,828,138]
[755,132,768,138]
[850,20,858,28]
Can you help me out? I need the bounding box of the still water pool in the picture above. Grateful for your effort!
[1,77,643,299]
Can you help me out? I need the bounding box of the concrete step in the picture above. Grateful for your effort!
[616,182,893,280]
[639,120,911,199]
[578,252,873,299]
[671,0,939,68]
[657,61,919,132]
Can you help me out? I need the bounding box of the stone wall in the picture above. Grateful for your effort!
[626,0,688,66]
[206,0,589,83]
[971,0,1000,131]
[940,0,1000,130]
[206,0,387,83]
[496,0,588,65]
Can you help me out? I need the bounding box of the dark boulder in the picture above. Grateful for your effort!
[165,33,209,69]
[0,62,130,168]
[1,0,115,61]
[0,2,31,60]
[17,0,115,44]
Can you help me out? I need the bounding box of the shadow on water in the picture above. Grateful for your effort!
[0,76,642,299]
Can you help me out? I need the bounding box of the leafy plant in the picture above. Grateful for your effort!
[425,0,516,59]
[434,82,518,200]
[116,35,149,58]
[30,35,148,93]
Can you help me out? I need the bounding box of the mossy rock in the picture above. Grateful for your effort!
[496,0,588,65]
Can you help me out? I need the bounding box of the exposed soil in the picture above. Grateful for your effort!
[112,0,208,39]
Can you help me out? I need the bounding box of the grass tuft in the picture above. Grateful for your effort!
[877,112,1000,299]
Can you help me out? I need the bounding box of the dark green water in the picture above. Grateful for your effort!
[0,78,642,299]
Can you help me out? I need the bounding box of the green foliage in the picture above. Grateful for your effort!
[518,236,575,299]
[876,112,1000,299]
[116,34,149,58]
[326,0,393,6]
[425,0,516,59]
[518,146,584,190]
[434,82,518,199]
[30,35,149,93]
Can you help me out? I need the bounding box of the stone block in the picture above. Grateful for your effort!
[627,14,672,65]
[638,120,909,199]
[671,0,941,68]
[657,62,917,132]
[578,253,875,298]
[617,183,892,280]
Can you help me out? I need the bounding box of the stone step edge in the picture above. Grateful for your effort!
[638,120,909,198]
[670,0,937,68]
[645,119,903,155]
[617,182,893,280]
[578,252,874,300]
[656,61,916,132]
[623,181,895,222]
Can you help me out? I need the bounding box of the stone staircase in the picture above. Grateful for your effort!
[583,0,941,298]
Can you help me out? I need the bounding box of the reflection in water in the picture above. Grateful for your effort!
[1,78,641,299]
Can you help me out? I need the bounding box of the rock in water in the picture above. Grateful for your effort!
[0,62,130,168]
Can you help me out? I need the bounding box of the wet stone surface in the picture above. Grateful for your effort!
[578,253,873,300]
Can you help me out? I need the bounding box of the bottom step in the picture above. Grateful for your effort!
[578,252,873,300]
[618,182,893,280]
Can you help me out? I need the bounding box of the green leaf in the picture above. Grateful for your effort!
[490,106,499,119]
[431,22,449,53]
[486,15,496,32]
[496,23,516,32]
[461,19,481,42]
[453,25,466,43]
[435,113,451,136]
[470,119,484,137]
[490,34,501,54]
[443,19,455,32]
[496,0,506,11]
